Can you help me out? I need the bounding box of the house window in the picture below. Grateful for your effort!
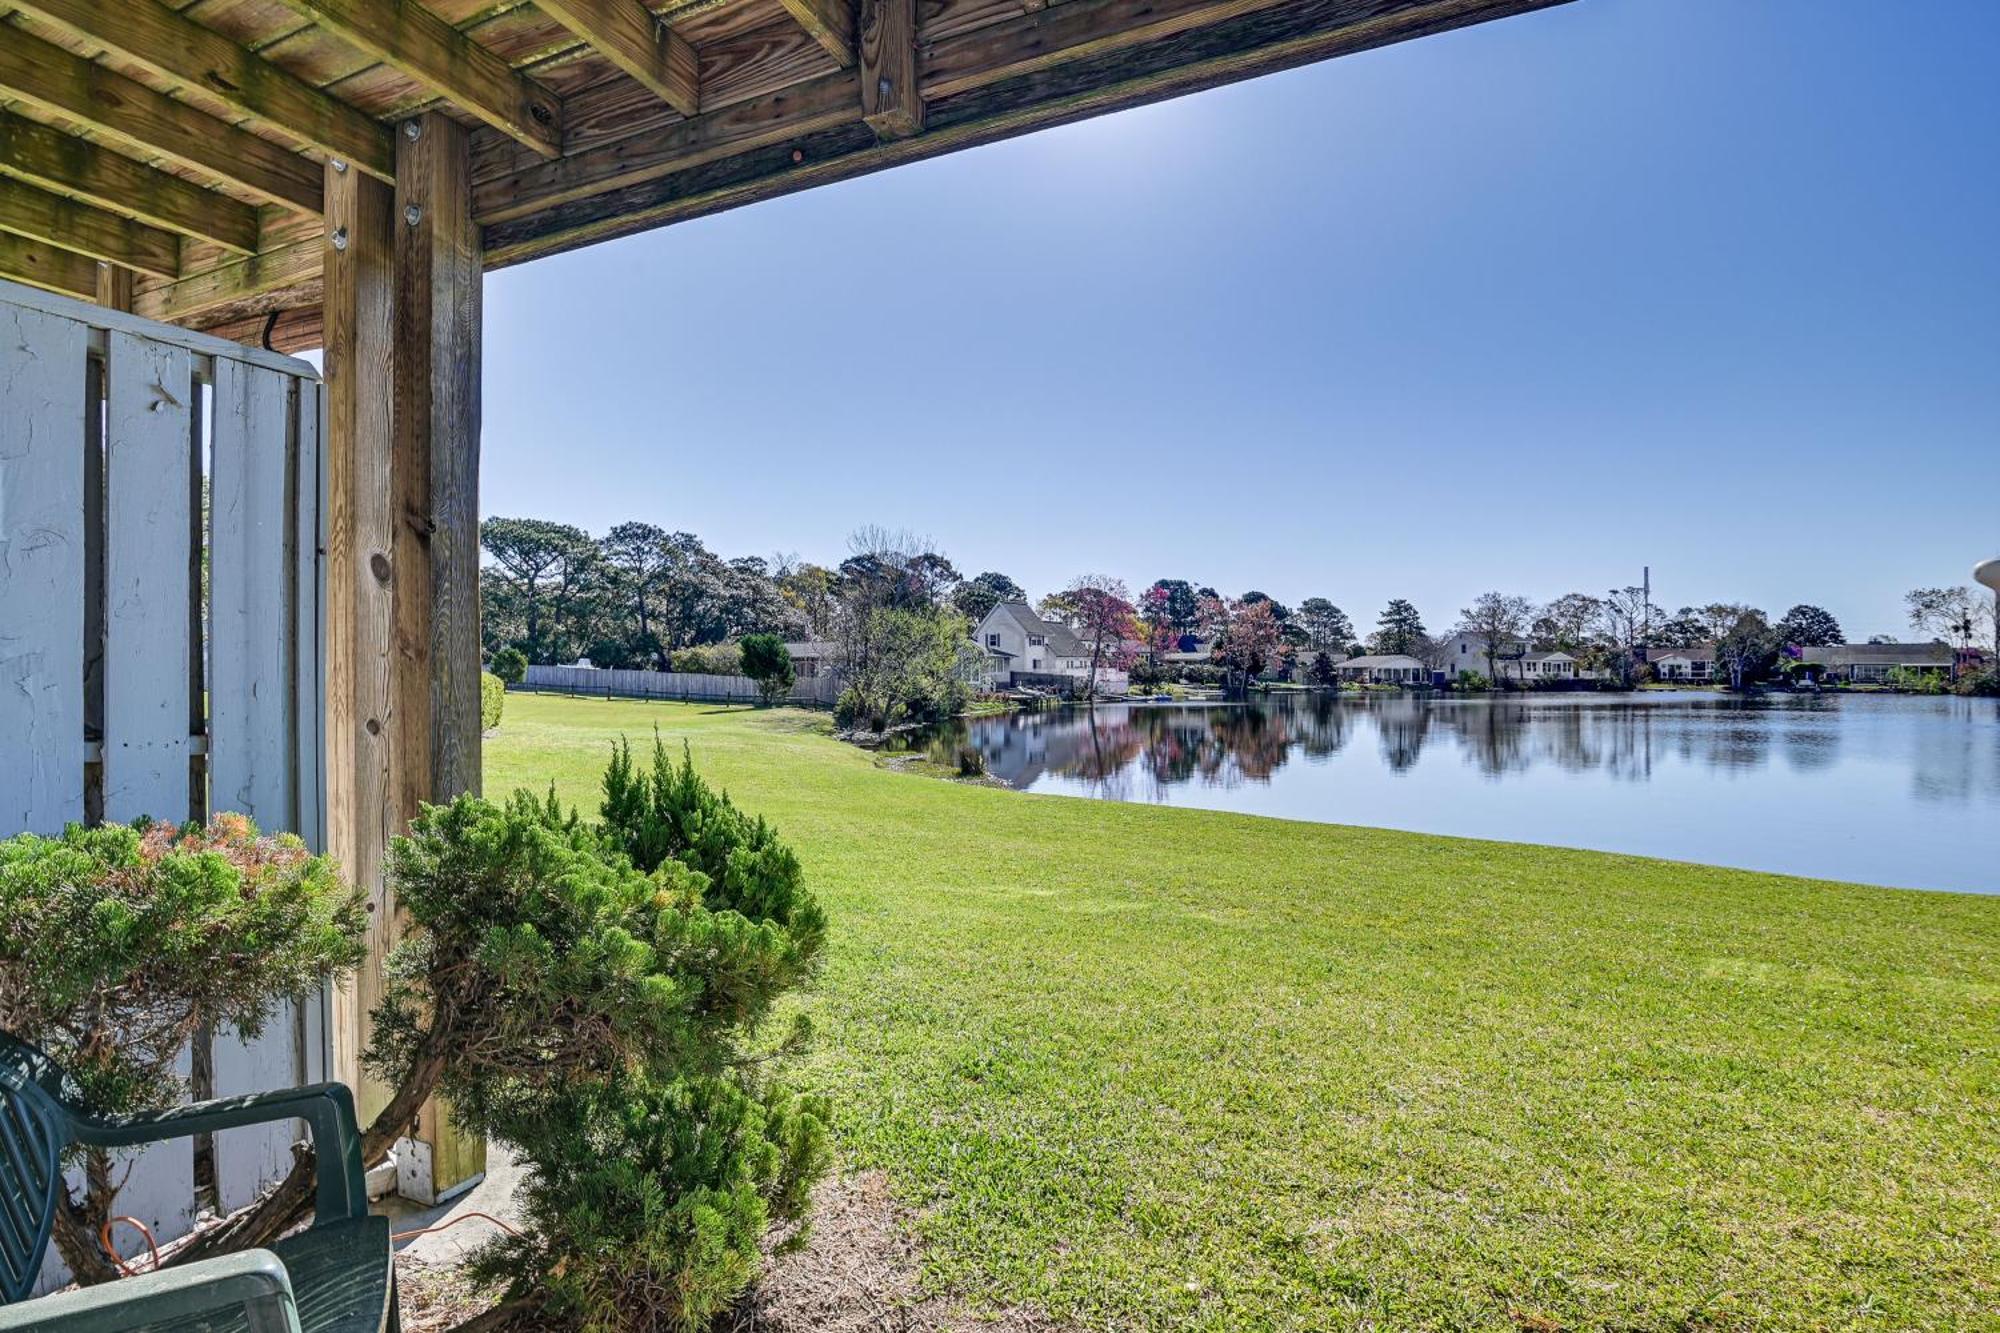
[986,633,1000,648]
[1029,635,1046,646]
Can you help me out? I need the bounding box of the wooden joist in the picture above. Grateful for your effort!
[134,234,321,322]
[0,177,181,277]
[144,0,1569,325]
[473,0,1512,228]
[535,0,700,119]
[859,0,922,137]
[0,228,98,298]
[0,26,323,213]
[483,0,1559,261]
[778,0,857,67]
[0,110,259,254]
[272,0,565,158]
[10,0,397,183]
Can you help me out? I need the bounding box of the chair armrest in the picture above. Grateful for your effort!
[68,1082,369,1223]
[0,1250,301,1332]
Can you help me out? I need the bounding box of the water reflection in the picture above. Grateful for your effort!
[898,693,2000,893]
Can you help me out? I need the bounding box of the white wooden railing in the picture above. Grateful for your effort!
[0,279,330,1288]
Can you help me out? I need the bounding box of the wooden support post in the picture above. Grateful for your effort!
[322,157,398,1127]
[95,263,135,312]
[859,0,922,138]
[391,110,487,1204]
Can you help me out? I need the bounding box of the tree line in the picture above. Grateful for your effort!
[482,517,1996,700]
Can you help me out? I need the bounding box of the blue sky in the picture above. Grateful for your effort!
[481,0,2000,641]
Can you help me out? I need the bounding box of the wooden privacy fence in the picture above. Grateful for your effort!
[523,663,843,706]
[0,279,328,1289]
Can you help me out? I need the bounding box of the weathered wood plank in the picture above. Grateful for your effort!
[395,113,484,810]
[210,1013,305,1212]
[297,376,327,851]
[209,357,297,824]
[194,302,326,354]
[0,231,99,298]
[395,112,487,1201]
[472,68,857,224]
[0,292,88,833]
[918,0,1290,96]
[0,109,260,253]
[778,0,857,66]
[536,0,700,117]
[484,0,1563,262]
[272,0,565,156]
[322,160,398,1118]
[10,0,398,182]
[0,26,323,212]
[96,263,136,312]
[134,236,322,323]
[859,0,922,136]
[0,178,182,278]
[135,0,1566,316]
[703,13,842,109]
[100,331,197,824]
[208,347,323,1218]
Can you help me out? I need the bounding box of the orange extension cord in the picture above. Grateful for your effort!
[100,1217,161,1276]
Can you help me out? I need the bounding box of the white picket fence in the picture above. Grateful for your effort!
[523,663,843,706]
[0,280,330,1290]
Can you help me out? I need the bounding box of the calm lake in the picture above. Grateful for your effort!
[897,692,2000,893]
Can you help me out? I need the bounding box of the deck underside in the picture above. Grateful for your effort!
[0,0,1568,349]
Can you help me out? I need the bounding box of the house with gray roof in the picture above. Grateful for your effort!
[1334,654,1428,685]
[972,602,1130,695]
[1797,642,1958,684]
[1436,632,1579,683]
[1645,643,1717,683]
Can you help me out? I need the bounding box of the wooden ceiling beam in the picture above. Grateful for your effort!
[134,232,320,322]
[534,0,699,118]
[778,0,857,67]
[137,0,1570,325]
[483,0,1565,262]
[10,0,397,183]
[272,0,565,157]
[859,0,921,137]
[0,109,260,253]
[0,178,181,277]
[0,228,99,298]
[0,27,323,212]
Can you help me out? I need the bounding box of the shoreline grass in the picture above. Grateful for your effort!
[486,693,2000,1331]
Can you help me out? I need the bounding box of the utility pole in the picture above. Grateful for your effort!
[1642,565,1651,649]
[1977,559,2000,658]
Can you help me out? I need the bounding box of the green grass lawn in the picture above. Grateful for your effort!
[486,693,2000,1331]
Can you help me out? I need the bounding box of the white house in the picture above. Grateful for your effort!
[972,602,1130,694]
[1797,642,1958,683]
[1436,632,1578,683]
[1335,654,1428,685]
[1645,645,1716,682]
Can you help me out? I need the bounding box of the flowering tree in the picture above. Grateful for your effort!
[1138,584,1181,668]
[1062,575,1140,696]
[1202,595,1284,687]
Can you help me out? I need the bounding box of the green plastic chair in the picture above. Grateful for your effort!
[0,1032,396,1332]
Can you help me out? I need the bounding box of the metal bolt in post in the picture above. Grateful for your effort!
[331,226,349,251]
[405,204,423,227]
[404,119,423,141]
